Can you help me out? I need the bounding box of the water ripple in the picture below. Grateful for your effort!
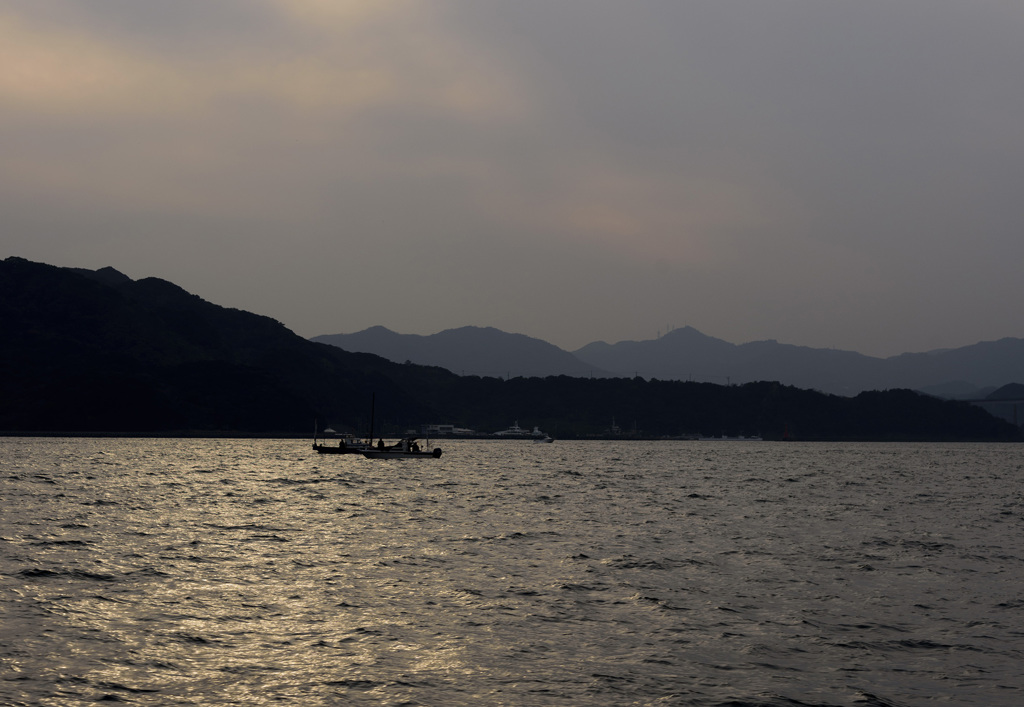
[2,438,1023,705]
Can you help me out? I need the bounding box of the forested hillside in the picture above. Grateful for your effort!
[1,257,1017,442]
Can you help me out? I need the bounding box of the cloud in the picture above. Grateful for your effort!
[0,1,535,222]
[3,1,1024,356]
[546,167,798,267]
[0,13,189,117]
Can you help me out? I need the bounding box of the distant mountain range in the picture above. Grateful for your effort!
[3,256,1019,440]
[314,325,1024,398]
[313,326,609,379]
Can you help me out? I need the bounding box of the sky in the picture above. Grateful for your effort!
[3,1,1023,358]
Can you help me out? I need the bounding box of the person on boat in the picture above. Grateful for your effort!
[377,439,385,450]
[339,439,346,450]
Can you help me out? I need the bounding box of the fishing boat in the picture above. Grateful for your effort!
[312,394,380,455]
[312,425,371,455]
[361,437,443,459]
[315,394,443,459]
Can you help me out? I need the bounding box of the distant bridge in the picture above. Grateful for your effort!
[962,398,1024,426]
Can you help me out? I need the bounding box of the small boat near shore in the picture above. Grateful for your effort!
[360,438,443,459]
[495,421,553,442]
[493,421,530,437]
[312,425,371,455]
[313,395,443,459]
[312,438,371,454]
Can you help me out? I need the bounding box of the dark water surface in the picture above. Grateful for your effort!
[2,438,1023,706]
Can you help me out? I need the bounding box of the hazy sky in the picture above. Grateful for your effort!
[4,1,1023,357]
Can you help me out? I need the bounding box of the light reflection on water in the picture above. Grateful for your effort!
[2,437,1023,706]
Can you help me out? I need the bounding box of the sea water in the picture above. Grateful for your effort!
[1,438,1022,706]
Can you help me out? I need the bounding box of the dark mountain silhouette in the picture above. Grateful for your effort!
[574,326,1024,395]
[0,257,433,433]
[1,256,1018,441]
[971,383,1024,426]
[574,327,892,393]
[986,383,1024,401]
[313,326,607,378]
[315,323,1024,396]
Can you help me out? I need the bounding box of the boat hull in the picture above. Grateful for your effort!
[361,447,443,459]
[312,443,369,455]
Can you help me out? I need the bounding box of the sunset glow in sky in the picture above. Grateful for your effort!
[4,1,1023,356]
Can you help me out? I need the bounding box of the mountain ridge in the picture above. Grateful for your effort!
[2,256,1018,441]
[313,326,609,379]
[314,324,1024,397]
